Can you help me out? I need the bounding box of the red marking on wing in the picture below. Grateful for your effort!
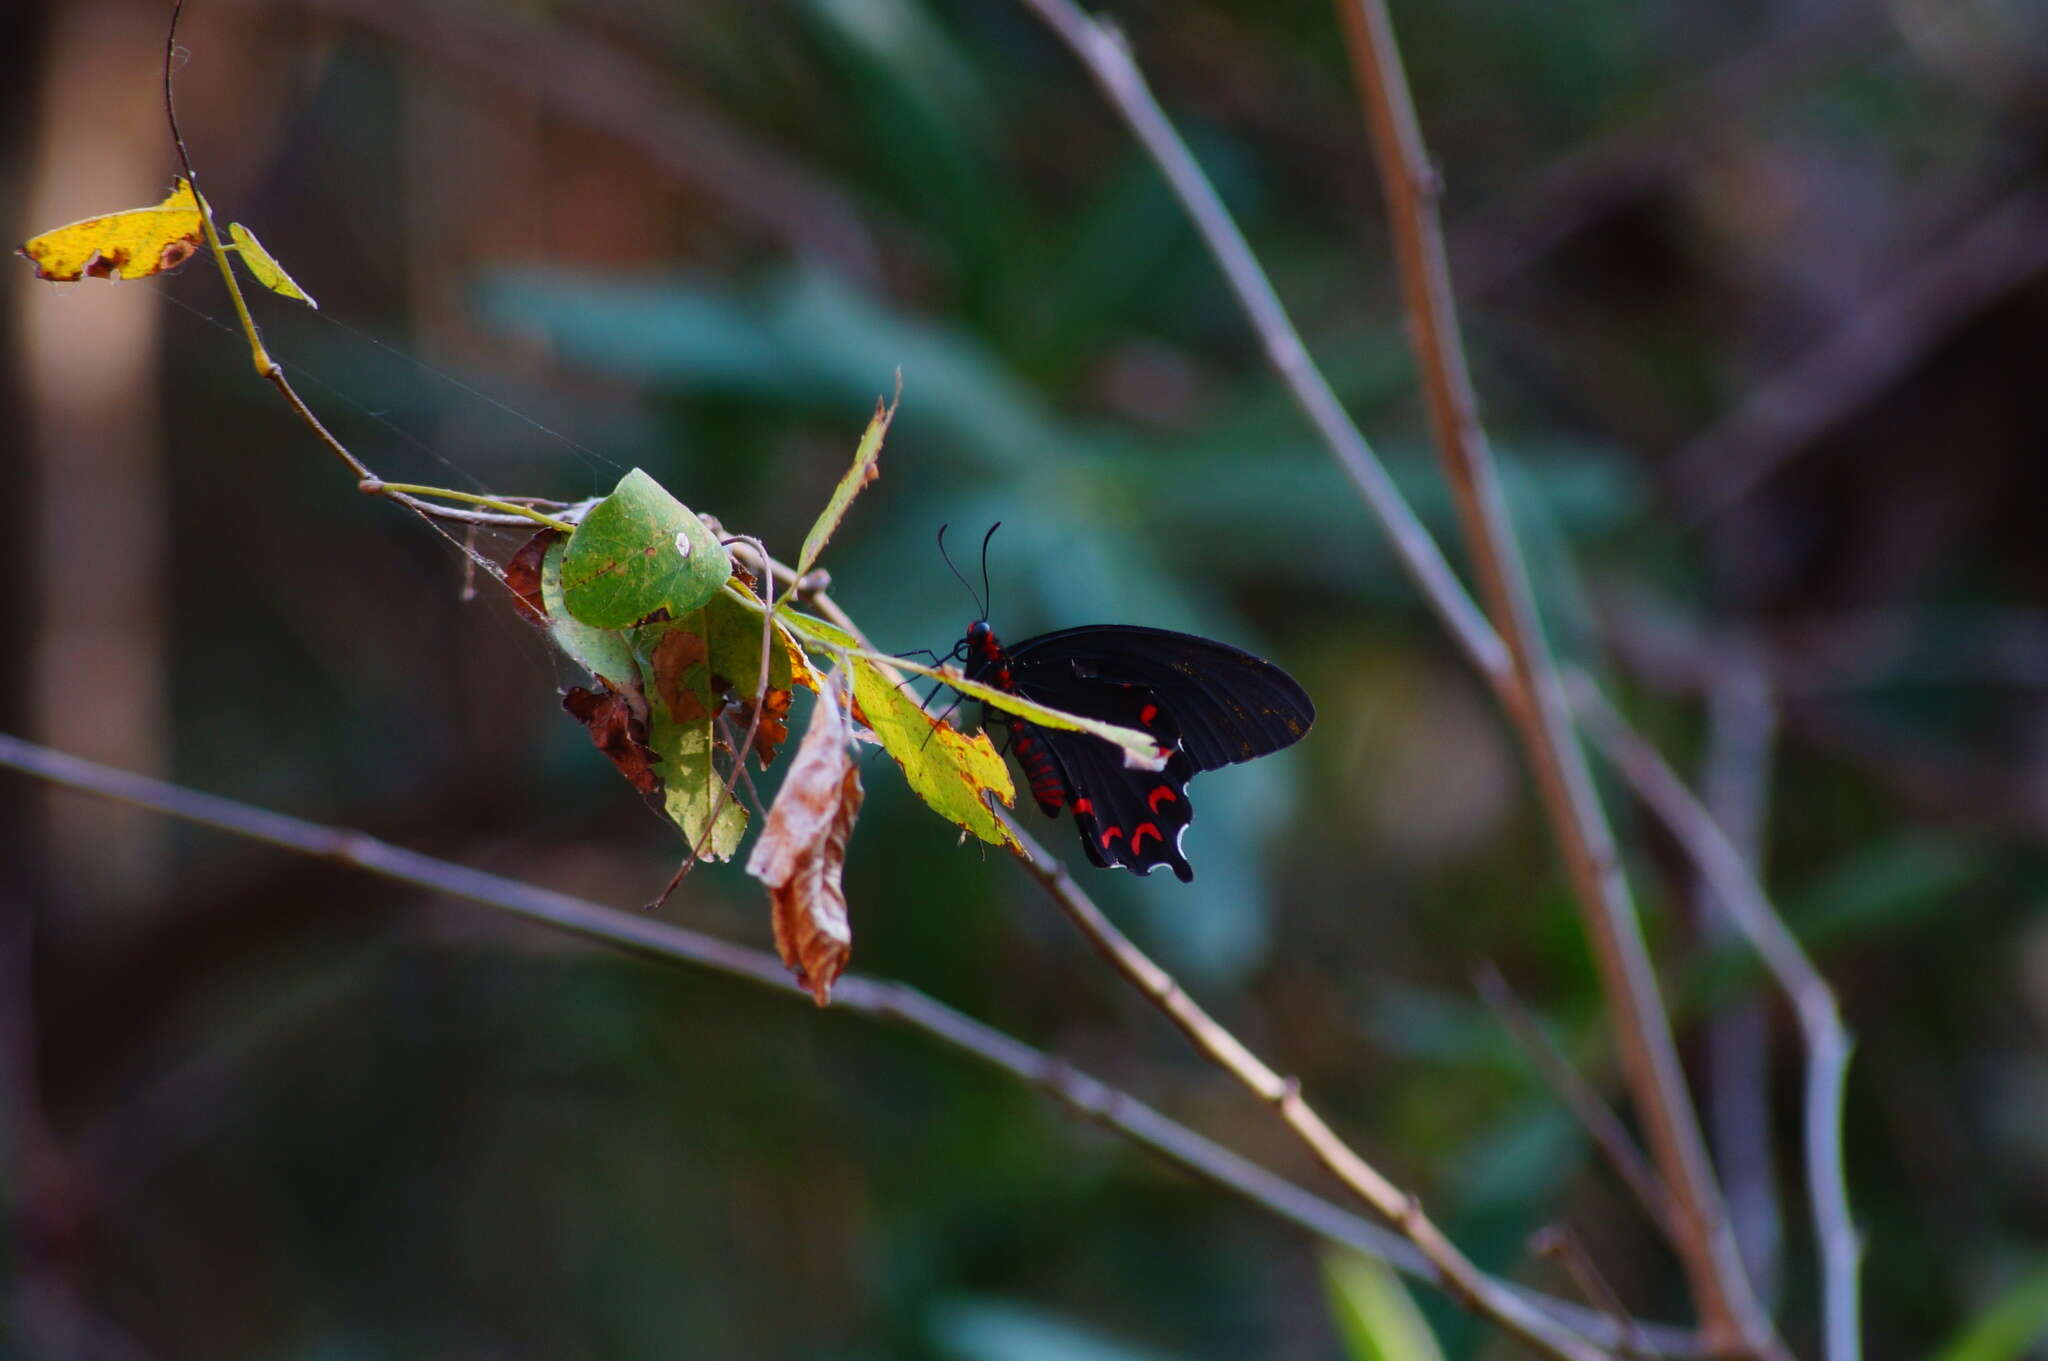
[1072,797,1093,815]
[1147,785,1177,813]
[1099,826,1124,848]
[1139,703,1159,725]
[1131,822,1162,853]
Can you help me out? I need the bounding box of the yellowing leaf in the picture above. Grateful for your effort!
[747,677,862,1005]
[18,179,204,283]
[851,656,1016,849]
[228,221,317,308]
[796,384,897,578]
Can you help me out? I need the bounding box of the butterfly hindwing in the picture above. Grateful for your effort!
[1039,698,1197,882]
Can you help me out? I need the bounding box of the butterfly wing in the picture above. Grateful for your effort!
[1020,692,1198,882]
[1006,626,1314,773]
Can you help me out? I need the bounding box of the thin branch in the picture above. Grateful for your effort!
[0,731,1705,1360]
[1329,2,1778,1350]
[996,810,1613,1361]
[1572,684,1860,1361]
[1474,964,1677,1246]
[1695,650,1786,1305]
[1008,0,1505,683]
[1532,1225,1659,1361]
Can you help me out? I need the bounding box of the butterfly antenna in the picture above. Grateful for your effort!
[937,522,986,619]
[978,522,1001,623]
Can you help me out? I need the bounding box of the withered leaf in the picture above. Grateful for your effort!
[505,529,558,625]
[650,627,711,722]
[746,678,862,1005]
[563,684,661,795]
[733,686,794,766]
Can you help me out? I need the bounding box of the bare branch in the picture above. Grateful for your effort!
[1329,1,1779,1349]
[1474,964,1677,1246]
[0,731,1706,1359]
[1573,684,1861,1361]
[997,810,1613,1361]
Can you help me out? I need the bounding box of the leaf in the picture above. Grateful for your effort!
[1928,1258,2048,1361]
[746,677,862,1004]
[504,529,554,625]
[561,684,661,796]
[1320,1252,1446,1361]
[539,538,641,691]
[18,179,204,282]
[227,221,317,307]
[561,469,732,629]
[634,613,747,860]
[796,382,898,577]
[851,656,1017,849]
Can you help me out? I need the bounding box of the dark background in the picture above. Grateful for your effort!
[5,0,2047,1357]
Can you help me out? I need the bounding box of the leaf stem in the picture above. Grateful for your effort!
[359,481,575,532]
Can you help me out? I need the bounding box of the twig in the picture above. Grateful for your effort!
[1573,684,1861,1361]
[1667,183,2048,521]
[996,810,1613,1361]
[1008,0,1505,684]
[1329,2,1778,1351]
[1474,964,1677,1246]
[0,731,1706,1360]
[1695,650,1785,1305]
[1532,1225,1659,1361]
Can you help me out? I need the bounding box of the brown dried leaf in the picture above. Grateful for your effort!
[746,679,862,1004]
[563,684,661,795]
[505,529,557,625]
[734,687,794,766]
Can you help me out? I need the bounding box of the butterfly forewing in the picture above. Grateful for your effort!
[1005,626,1314,773]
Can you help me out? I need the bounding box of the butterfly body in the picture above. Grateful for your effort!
[960,620,1313,882]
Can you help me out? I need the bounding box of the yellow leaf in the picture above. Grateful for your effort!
[851,657,1017,850]
[18,179,204,283]
[228,221,317,308]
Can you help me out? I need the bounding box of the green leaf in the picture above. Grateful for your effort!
[561,469,732,629]
[540,538,640,690]
[1928,1259,2048,1361]
[797,385,897,578]
[634,614,746,860]
[705,586,796,700]
[1321,1251,1446,1361]
[851,656,1016,849]
[227,221,317,308]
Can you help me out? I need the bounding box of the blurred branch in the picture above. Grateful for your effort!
[997,812,1616,1361]
[1473,964,1678,1246]
[1571,685,1861,1361]
[0,732,1707,1360]
[1695,650,1786,1304]
[281,0,883,284]
[1008,0,1506,683]
[1668,182,2048,521]
[1329,1,1780,1352]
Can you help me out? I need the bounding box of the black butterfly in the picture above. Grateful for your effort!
[955,619,1314,881]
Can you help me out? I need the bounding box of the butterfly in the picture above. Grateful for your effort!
[955,618,1315,880]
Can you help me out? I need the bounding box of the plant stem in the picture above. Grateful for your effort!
[1329,1,1781,1350]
